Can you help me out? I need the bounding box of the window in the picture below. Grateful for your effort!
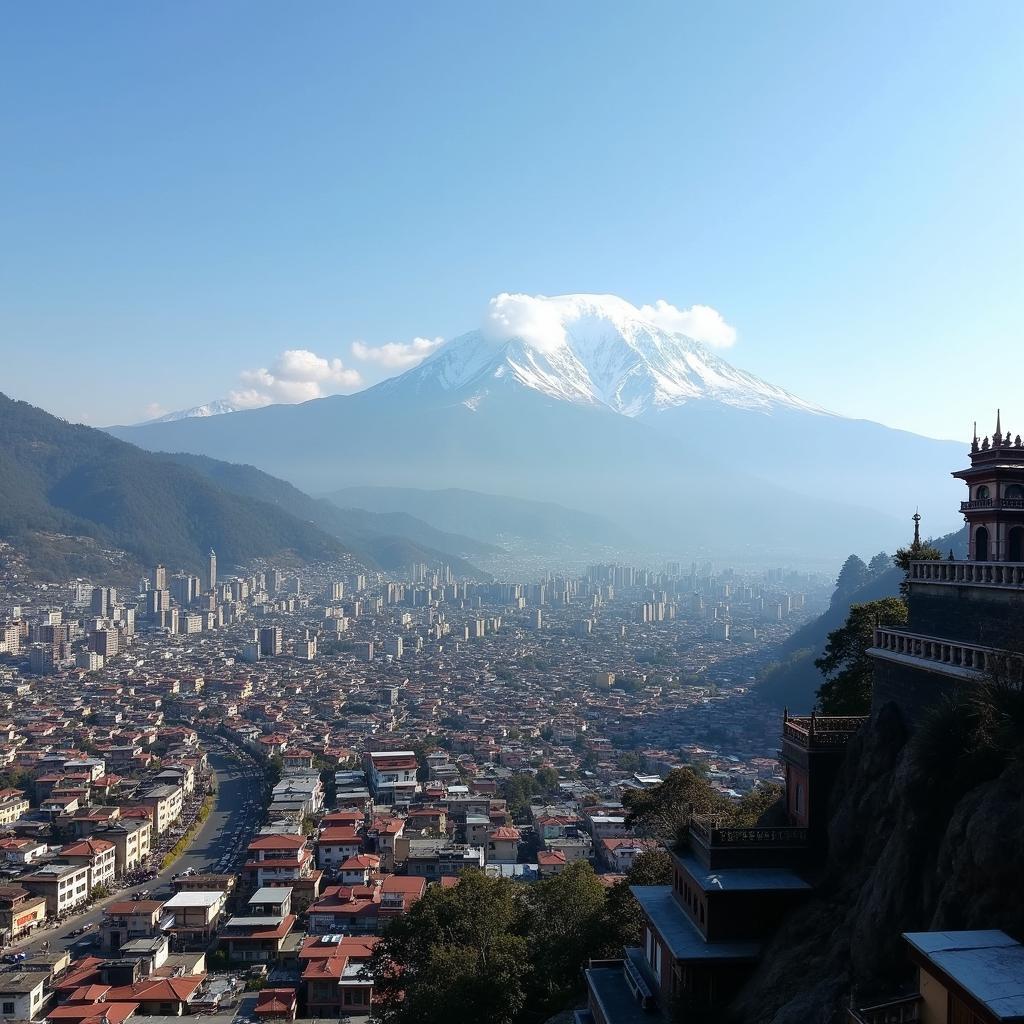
[3,1002,15,1015]
[1006,484,1024,500]
[976,485,990,500]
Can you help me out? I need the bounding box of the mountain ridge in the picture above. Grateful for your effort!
[0,393,489,581]
[107,294,965,560]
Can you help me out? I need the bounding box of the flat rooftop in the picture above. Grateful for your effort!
[250,887,291,904]
[675,851,812,893]
[905,930,1024,1021]
[163,891,224,908]
[631,886,760,962]
[585,964,664,1024]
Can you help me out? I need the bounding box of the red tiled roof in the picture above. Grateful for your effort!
[103,976,205,1003]
[318,827,361,843]
[340,854,379,870]
[248,834,307,850]
[254,987,297,1016]
[62,838,115,857]
[487,826,521,841]
[47,1002,139,1024]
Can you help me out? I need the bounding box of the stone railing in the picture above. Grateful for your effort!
[782,714,866,749]
[960,497,1024,511]
[873,627,1024,684]
[873,628,992,673]
[910,559,1024,588]
[689,814,808,848]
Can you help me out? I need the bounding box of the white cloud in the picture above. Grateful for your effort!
[638,300,737,348]
[482,293,568,353]
[228,348,363,409]
[351,336,445,369]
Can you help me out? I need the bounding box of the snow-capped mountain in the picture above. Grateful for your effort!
[109,292,965,560]
[400,294,824,417]
[144,399,243,424]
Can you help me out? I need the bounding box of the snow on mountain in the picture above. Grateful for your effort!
[402,293,826,417]
[143,399,242,424]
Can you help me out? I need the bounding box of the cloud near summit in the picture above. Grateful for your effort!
[351,336,445,369]
[229,348,363,409]
[482,292,737,350]
[637,300,737,348]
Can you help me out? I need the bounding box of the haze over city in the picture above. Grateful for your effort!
[1,6,1023,1024]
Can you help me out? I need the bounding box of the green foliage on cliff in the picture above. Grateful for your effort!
[815,597,909,714]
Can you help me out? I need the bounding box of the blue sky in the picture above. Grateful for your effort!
[1,2,1022,438]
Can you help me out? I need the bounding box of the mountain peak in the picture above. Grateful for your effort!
[142,398,244,424]
[405,292,826,417]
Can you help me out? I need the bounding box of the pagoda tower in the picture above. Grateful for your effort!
[955,411,1024,562]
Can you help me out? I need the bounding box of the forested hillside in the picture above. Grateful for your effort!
[0,393,352,579]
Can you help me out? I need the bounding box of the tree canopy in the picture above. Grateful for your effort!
[815,596,908,713]
[367,864,610,1024]
[834,554,870,599]
[623,767,783,842]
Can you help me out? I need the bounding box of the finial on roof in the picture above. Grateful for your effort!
[912,509,921,547]
[972,421,979,453]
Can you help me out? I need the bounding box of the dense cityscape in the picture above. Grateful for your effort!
[4,5,1024,1023]
[0,542,835,1021]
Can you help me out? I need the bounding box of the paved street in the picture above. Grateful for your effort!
[9,750,264,959]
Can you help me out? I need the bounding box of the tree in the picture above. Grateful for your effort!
[598,849,673,956]
[815,597,908,713]
[893,540,942,572]
[534,766,559,793]
[893,538,942,595]
[732,781,785,826]
[615,751,645,773]
[366,871,530,1024]
[868,551,890,575]
[834,554,869,598]
[623,767,733,842]
[500,774,543,822]
[524,862,607,1012]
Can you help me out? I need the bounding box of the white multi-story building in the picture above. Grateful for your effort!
[365,751,419,806]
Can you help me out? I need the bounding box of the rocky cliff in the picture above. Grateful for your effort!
[730,696,1024,1024]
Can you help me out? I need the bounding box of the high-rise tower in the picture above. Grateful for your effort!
[205,549,217,593]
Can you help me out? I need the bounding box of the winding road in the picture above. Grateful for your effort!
[10,750,264,959]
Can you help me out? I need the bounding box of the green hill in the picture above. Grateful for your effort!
[0,393,357,579]
[162,453,493,579]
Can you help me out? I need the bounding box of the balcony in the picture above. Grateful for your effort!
[910,559,1024,589]
[869,627,1012,681]
[960,497,1024,511]
[689,814,808,850]
[783,714,866,749]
